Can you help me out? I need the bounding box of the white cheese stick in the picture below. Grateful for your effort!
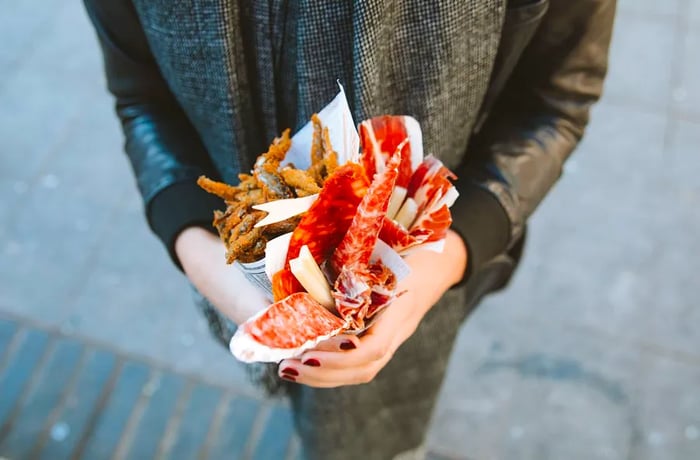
[386,186,407,220]
[289,245,335,310]
[253,194,318,228]
[394,197,418,230]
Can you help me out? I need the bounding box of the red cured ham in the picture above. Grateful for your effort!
[331,146,402,273]
[271,163,369,301]
[330,148,403,327]
[334,261,398,330]
[358,116,422,188]
[242,293,345,348]
[380,155,458,254]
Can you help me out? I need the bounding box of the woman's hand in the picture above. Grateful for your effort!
[277,230,468,387]
[175,227,269,325]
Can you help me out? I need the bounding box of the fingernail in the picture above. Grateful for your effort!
[281,374,296,382]
[340,341,356,350]
[303,358,320,367]
[281,367,298,376]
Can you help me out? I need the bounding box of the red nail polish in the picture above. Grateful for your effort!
[340,341,356,350]
[281,374,296,382]
[303,358,320,367]
[281,367,298,376]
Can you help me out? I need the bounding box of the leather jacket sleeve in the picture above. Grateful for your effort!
[451,0,616,277]
[84,0,224,267]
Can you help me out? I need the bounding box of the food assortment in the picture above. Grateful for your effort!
[197,88,459,363]
[197,115,338,263]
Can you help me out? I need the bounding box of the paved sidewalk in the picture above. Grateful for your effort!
[1,1,699,459]
[0,316,299,460]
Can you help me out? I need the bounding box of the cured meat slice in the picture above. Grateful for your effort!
[330,145,403,273]
[358,116,422,187]
[365,261,399,318]
[271,163,369,301]
[334,261,399,330]
[407,155,456,215]
[287,162,369,264]
[271,269,301,303]
[331,148,403,327]
[230,292,347,363]
[380,155,458,254]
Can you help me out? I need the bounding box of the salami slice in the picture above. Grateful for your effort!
[358,116,421,188]
[230,292,347,363]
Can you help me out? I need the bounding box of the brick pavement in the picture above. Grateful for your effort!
[0,316,299,459]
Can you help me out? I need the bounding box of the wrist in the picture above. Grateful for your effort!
[444,229,468,287]
[175,226,223,277]
[400,232,468,314]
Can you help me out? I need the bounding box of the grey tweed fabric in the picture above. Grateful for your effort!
[131,0,504,176]
[135,0,505,458]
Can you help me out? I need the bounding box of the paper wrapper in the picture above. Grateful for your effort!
[228,84,457,363]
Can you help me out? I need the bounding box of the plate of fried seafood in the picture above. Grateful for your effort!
[197,86,459,363]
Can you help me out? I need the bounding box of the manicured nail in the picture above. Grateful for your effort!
[303,358,320,367]
[340,341,356,350]
[281,367,298,376]
[281,374,296,382]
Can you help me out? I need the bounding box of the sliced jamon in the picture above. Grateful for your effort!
[334,261,399,330]
[287,162,369,263]
[380,155,458,254]
[230,292,347,363]
[330,148,403,327]
[358,116,422,188]
[330,145,403,273]
[271,163,369,301]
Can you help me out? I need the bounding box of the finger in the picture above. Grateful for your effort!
[297,330,394,370]
[309,334,360,352]
[277,358,380,388]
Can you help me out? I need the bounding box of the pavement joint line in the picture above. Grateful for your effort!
[599,96,700,123]
[0,325,21,377]
[199,391,234,458]
[662,0,692,154]
[242,402,273,460]
[285,433,301,460]
[0,310,266,401]
[424,446,478,460]
[71,356,124,460]
[669,110,700,124]
[27,342,90,459]
[112,368,158,460]
[613,9,680,23]
[525,314,700,368]
[0,330,56,443]
[156,379,194,459]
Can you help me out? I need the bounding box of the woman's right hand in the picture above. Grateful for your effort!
[175,226,269,325]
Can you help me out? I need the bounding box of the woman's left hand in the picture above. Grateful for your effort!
[277,230,468,387]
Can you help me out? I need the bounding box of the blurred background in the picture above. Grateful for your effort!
[0,1,698,459]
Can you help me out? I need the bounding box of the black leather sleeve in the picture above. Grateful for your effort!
[83,0,224,267]
[451,0,616,278]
